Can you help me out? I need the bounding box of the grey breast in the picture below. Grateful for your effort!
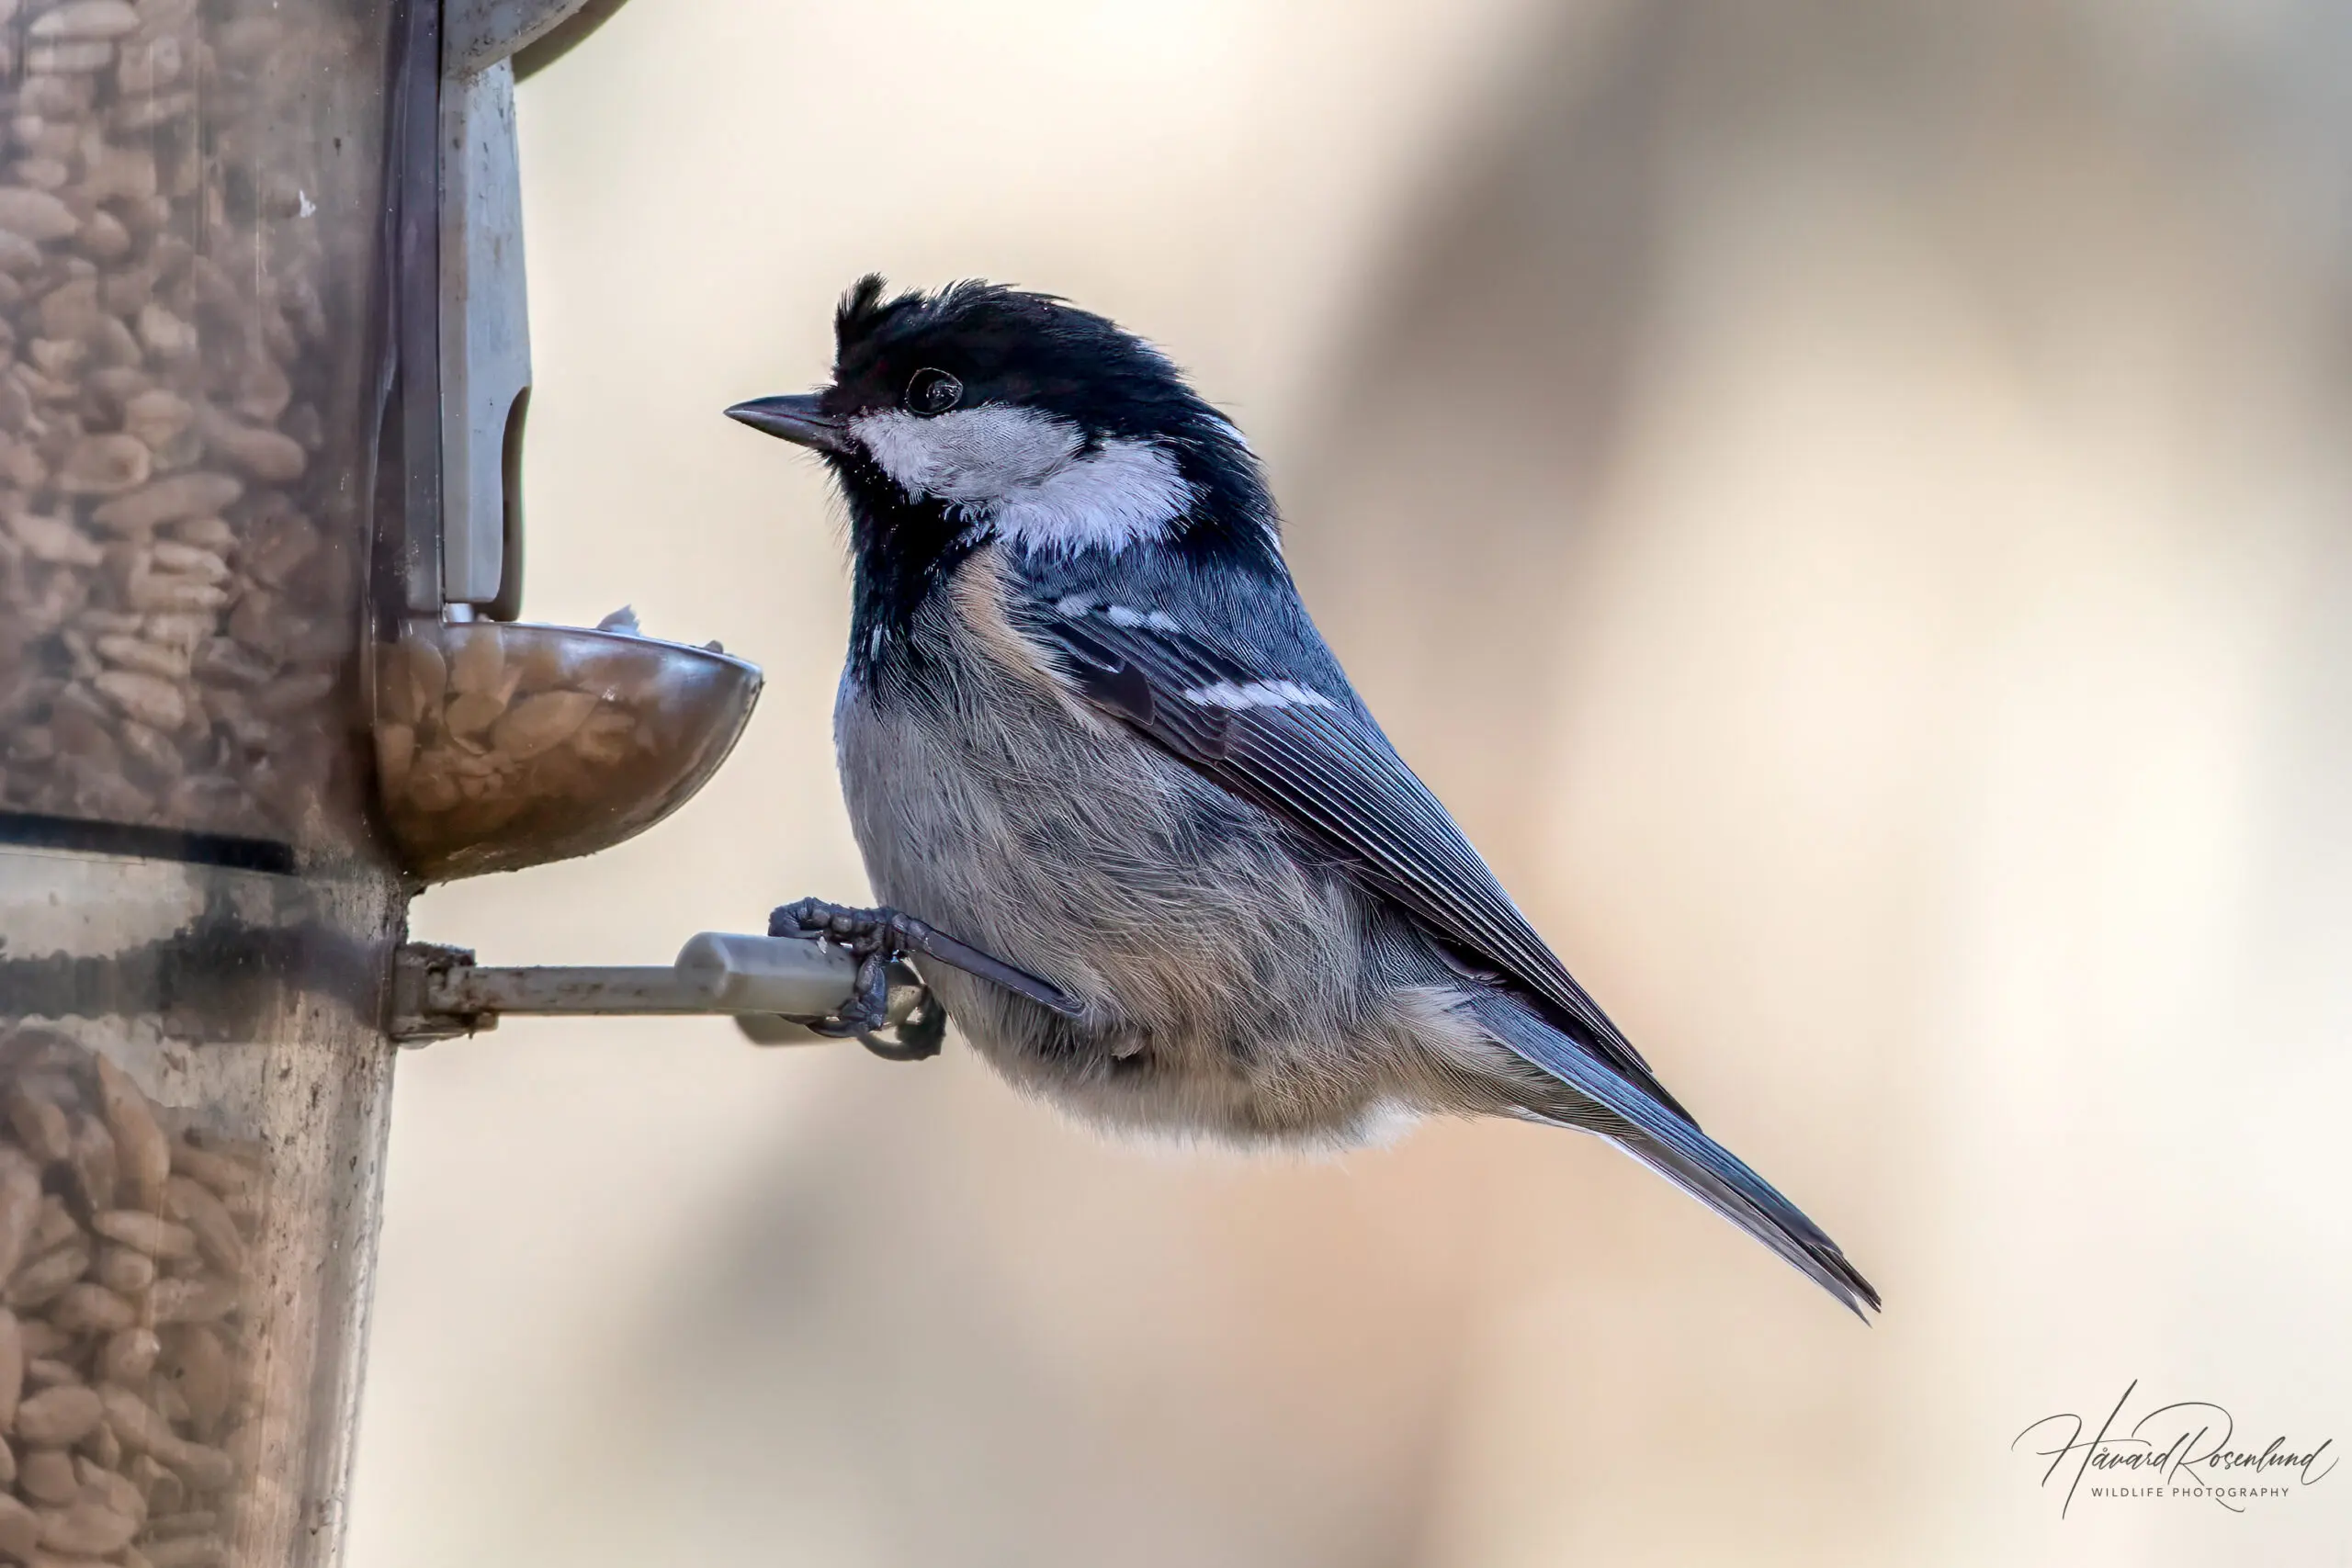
[832,547,1384,1070]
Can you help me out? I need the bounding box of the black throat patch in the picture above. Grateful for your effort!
[832,449,978,680]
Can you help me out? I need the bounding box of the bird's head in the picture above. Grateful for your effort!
[727,276,1273,565]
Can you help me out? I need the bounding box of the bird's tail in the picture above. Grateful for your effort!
[1470,994,1881,1319]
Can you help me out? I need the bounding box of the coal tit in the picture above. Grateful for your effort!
[728,276,1879,1316]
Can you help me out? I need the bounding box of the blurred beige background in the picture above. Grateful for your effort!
[349,1,2352,1563]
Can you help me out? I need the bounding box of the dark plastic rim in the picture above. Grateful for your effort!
[0,812,297,875]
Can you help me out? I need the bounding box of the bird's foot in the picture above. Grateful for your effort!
[768,898,934,1058]
[769,897,1087,1028]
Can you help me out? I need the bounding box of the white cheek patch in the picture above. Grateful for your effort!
[854,405,1078,503]
[849,405,1193,554]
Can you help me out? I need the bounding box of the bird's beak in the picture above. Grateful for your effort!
[724,393,846,452]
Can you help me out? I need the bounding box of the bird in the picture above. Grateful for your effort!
[727,276,1880,1316]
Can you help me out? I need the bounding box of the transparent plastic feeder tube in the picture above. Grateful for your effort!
[0,1,405,1564]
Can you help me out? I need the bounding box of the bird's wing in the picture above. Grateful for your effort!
[1002,550,1691,1123]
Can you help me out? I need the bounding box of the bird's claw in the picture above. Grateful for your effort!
[859,987,948,1062]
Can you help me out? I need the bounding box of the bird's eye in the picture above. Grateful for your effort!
[904,367,963,417]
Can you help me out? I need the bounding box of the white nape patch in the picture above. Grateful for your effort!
[849,405,1192,554]
[1181,679,1333,711]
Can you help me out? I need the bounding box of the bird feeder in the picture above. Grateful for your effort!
[0,4,850,1562]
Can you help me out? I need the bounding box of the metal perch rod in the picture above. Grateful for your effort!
[390,931,923,1044]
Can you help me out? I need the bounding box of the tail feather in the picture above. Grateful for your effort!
[1614,1130,1881,1318]
[1472,995,1881,1319]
